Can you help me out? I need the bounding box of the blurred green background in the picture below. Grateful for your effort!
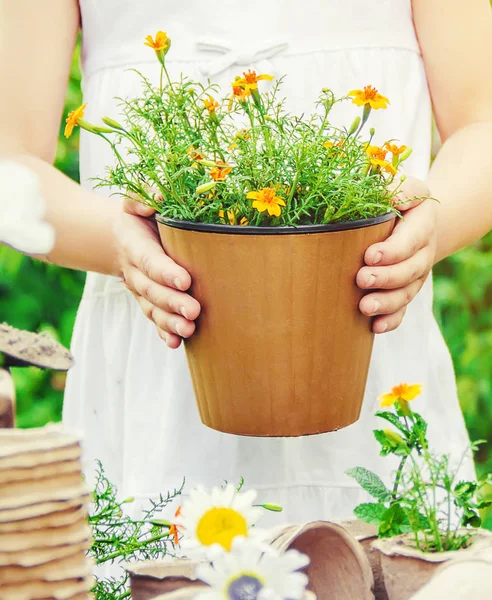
[0,39,491,517]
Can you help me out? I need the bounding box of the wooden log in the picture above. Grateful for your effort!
[0,369,14,428]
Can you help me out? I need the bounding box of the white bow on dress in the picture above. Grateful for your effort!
[196,38,289,77]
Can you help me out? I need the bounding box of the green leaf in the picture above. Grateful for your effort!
[375,411,409,436]
[354,502,387,526]
[461,508,481,528]
[345,467,391,501]
[454,481,478,500]
[378,503,410,538]
[409,413,429,450]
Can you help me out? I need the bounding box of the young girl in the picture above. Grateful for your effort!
[2,0,491,521]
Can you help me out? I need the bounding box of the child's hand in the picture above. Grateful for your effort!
[114,196,201,348]
[356,176,437,333]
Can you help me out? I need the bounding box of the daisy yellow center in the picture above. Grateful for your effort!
[196,507,248,550]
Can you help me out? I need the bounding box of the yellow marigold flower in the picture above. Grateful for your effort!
[144,31,171,65]
[187,146,205,162]
[348,85,389,110]
[323,141,334,150]
[365,145,387,161]
[218,207,249,226]
[228,85,252,110]
[64,103,87,138]
[385,143,407,156]
[370,158,397,176]
[203,96,220,112]
[210,161,232,182]
[380,383,423,408]
[246,187,286,217]
[144,31,170,52]
[233,70,274,92]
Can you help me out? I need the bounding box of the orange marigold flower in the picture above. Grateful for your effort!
[228,85,252,110]
[233,70,274,91]
[144,31,171,53]
[210,161,232,181]
[232,85,251,101]
[246,187,286,217]
[203,96,220,112]
[365,145,387,161]
[385,143,408,156]
[187,146,205,162]
[64,103,87,138]
[169,506,182,546]
[380,383,423,408]
[348,85,389,110]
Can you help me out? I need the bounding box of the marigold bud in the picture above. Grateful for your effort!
[260,503,283,512]
[383,430,406,447]
[399,147,413,162]
[348,116,361,136]
[102,117,125,130]
[196,181,216,194]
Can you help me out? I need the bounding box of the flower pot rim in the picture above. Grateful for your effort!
[373,529,492,562]
[156,211,395,235]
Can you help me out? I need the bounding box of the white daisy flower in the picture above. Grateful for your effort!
[174,483,264,555]
[0,160,55,254]
[195,537,310,600]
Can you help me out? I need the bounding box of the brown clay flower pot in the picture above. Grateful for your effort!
[372,530,492,600]
[340,520,387,600]
[410,546,492,599]
[157,214,395,437]
[126,559,204,600]
[268,520,374,599]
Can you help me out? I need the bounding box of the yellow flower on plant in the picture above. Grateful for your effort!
[370,158,397,176]
[323,141,334,150]
[144,31,171,65]
[247,187,286,217]
[187,146,205,162]
[173,484,264,555]
[203,96,220,112]
[348,85,389,110]
[365,145,396,175]
[365,145,387,161]
[144,31,170,52]
[233,70,274,91]
[218,206,249,226]
[210,161,232,181]
[380,383,423,407]
[64,103,88,138]
[385,143,407,156]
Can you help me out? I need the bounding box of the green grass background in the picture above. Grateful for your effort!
[1,39,491,522]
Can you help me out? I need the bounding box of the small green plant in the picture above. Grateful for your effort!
[346,384,492,552]
[88,461,182,600]
[65,30,413,227]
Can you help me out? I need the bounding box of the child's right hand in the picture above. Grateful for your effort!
[113,196,201,349]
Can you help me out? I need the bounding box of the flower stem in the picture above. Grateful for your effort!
[392,455,408,499]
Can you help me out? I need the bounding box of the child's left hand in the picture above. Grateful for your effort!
[357,175,437,334]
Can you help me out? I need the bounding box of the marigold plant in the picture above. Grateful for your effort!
[346,385,492,552]
[68,30,414,227]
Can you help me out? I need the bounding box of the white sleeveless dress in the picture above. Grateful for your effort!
[65,0,474,522]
